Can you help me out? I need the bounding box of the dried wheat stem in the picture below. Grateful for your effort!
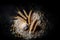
[17,9,27,20]
[14,16,26,22]
[23,9,28,18]
[28,10,32,25]
[32,21,39,33]
[18,11,27,20]
[29,18,37,34]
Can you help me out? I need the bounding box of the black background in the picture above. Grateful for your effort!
[0,0,59,40]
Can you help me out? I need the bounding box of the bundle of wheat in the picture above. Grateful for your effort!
[10,8,47,39]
